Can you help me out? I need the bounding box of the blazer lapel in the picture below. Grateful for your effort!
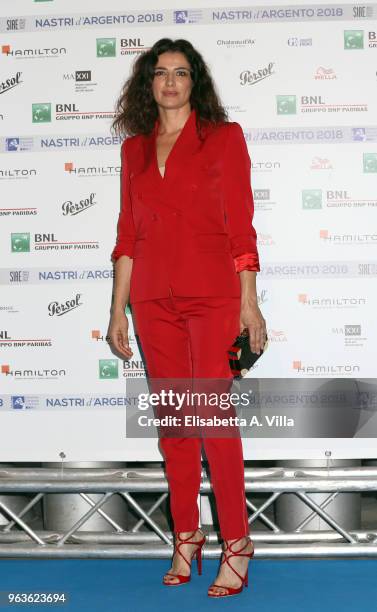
[140,107,203,211]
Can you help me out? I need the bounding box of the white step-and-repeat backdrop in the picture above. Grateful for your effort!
[0,0,376,460]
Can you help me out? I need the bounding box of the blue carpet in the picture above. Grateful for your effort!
[0,559,376,611]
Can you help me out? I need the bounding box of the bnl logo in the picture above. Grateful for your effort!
[344,30,364,49]
[276,95,296,115]
[96,38,116,57]
[32,103,51,123]
[364,153,377,173]
[99,359,118,379]
[11,233,30,252]
[302,190,322,209]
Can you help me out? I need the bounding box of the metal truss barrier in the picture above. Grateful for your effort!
[0,466,376,558]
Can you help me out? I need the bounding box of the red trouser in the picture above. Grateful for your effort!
[131,293,249,540]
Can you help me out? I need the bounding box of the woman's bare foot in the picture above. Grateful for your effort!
[163,529,205,585]
[207,536,254,596]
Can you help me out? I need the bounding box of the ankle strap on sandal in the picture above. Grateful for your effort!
[220,537,253,584]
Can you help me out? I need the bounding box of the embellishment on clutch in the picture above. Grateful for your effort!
[228,328,268,379]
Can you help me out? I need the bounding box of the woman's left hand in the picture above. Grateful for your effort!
[239,302,267,354]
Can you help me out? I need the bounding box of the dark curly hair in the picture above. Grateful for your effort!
[111,38,228,139]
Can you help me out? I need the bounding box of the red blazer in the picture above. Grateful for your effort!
[111,108,259,304]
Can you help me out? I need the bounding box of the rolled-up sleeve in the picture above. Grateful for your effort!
[223,122,260,271]
[111,137,136,262]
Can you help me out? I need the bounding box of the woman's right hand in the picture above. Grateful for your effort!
[108,310,133,359]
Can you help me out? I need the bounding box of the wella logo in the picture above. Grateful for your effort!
[314,67,337,80]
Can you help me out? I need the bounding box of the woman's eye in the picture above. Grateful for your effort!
[153,69,190,78]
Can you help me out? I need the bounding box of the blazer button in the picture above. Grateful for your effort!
[191,183,198,191]
[152,213,157,220]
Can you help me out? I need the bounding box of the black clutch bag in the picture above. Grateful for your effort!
[228,328,268,379]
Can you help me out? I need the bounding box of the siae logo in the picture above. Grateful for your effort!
[9,270,29,282]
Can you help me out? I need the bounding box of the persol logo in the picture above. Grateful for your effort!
[48,294,82,316]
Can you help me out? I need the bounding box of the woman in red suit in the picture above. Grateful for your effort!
[109,38,267,598]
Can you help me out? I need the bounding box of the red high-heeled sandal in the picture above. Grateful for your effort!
[163,528,206,586]
[207,536,254,598]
